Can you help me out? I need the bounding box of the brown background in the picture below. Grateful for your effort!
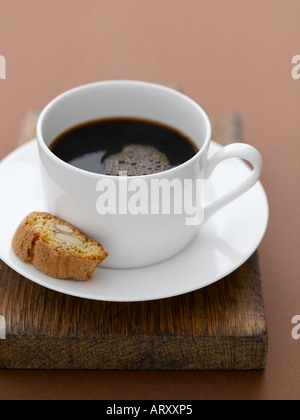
[0,0,299,400]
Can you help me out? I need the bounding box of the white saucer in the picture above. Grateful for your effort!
[0,140,269,302]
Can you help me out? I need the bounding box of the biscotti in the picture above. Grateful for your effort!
[12,212,108,281]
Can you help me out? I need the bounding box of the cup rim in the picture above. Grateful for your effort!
[36,80,212,179]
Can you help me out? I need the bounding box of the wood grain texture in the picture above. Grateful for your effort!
[0,111,268,370]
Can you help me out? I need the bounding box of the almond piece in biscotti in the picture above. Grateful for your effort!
[53,224,74,234]
[54,233,84,246]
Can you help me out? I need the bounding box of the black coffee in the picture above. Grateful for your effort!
[49,117,199,176]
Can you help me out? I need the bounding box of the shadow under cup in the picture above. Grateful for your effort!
[36,81,211,269]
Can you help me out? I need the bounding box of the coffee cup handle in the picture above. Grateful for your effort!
[203,143,263,221]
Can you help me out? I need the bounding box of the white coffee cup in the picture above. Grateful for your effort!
[37,80,262,269]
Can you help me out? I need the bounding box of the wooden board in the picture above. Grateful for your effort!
[0,111,268,370]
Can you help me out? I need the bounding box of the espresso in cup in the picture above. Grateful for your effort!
[49,117,199,176]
